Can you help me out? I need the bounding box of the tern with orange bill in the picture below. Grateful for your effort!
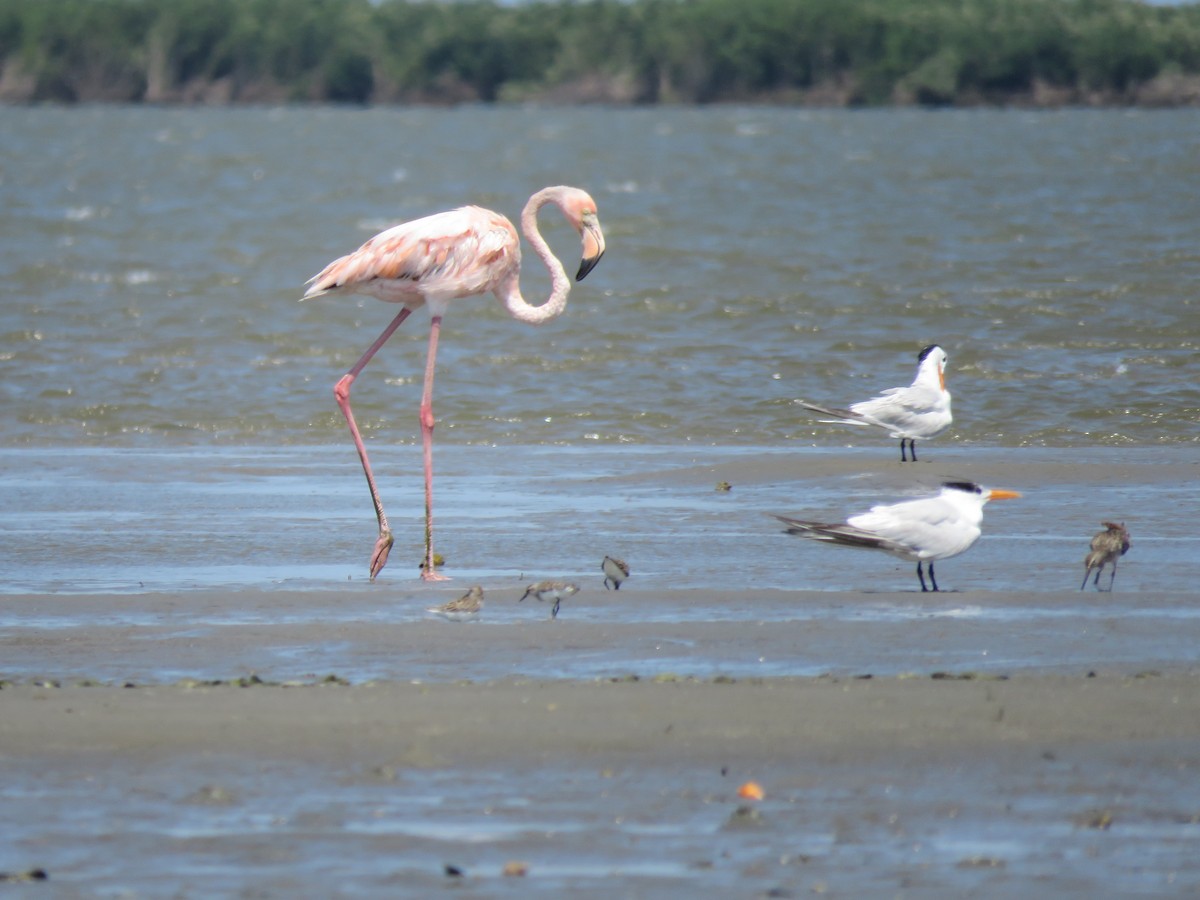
[800,344,952,462]
[774,481,1021,591]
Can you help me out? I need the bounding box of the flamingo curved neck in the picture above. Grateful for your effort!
[499,188,572,325]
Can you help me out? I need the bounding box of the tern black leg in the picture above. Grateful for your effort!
[917,562,929,592]
[910,440,918,462]
[900,439,908,463]
[928,561,940,592]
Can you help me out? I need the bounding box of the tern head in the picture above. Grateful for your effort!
[918,344,948,392]
[941,481,1021,503]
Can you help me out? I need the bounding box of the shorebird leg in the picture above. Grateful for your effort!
[419,314,450,582]
[909,439,919,462]
[899,439,908,463]
[551,597,561,619]
[916,560,940,592]
[335,306,413,581]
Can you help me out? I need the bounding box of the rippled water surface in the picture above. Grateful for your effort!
[2,105,1198,448]
[3,102,1200,900]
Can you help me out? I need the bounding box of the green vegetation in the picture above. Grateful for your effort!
[1,0,1198,105]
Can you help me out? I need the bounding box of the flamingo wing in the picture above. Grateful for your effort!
[304,206,519,302]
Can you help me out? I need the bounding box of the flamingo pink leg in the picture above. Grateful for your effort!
[334,306,413,581]
[418,315,449,581]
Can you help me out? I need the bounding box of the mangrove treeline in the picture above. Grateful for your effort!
[2,0,1200,106]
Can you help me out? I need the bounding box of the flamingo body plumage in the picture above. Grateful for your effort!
[304,206,520,308]
[304,186,606,581]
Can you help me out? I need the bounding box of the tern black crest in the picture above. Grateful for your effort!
[917,344,942,363]
[942,481,983,494]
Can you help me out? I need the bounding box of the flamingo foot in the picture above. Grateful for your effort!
[421,568,451,582]
[369,530,394,581]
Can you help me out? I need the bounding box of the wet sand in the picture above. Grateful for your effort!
[4,588,1200,894]
[3,444,1199,892]
[7,669,1200,767]
[4,670,1200,894]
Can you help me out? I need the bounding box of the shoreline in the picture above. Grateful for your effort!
[6,671,1199,766]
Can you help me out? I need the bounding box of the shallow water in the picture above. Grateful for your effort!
[3,106,1199,897]
[1,443,1195,598]
[1,443,1197,685]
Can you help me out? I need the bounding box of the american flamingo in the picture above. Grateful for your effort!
[800,344,952,462]
[303,186,606,582]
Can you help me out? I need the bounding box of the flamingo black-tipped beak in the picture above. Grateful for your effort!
[576,217,606,281]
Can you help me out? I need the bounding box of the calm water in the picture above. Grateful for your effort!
[1,105,1198,448]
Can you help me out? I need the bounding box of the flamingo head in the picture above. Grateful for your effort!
[559,188,606,281]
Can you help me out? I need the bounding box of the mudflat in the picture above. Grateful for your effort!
[6,671,1199,767]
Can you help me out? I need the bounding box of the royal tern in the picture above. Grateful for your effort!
[519,580,580,619]
[800,344,952,462]
[774,481,1021,591]
[601,555,630,590]
[426,585,484,621]
[1081,522,1130,591]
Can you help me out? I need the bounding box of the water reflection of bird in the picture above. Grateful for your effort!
[800,344,952,462]
[427,585,484,622]
[775,481,1020,592]
[304,187,606,582]
[520,581,580,619]
[601,555,629,590]
[1081,522,1130,591]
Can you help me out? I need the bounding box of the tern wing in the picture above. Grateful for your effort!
[848,495,978,561]
[773,515,912,556]
[799,401,872,427]
[848,384,950,438]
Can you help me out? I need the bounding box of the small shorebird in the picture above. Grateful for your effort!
[519,580,580,619]
[601,555,629,590]
[1081,522,1130,591]
[800,344,952,462]
[775,481,1021,592]
[426,585,484,622]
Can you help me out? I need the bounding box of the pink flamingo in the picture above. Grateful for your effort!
[303,186,606,582]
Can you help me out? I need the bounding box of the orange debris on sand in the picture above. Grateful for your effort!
[737,781,765,800]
